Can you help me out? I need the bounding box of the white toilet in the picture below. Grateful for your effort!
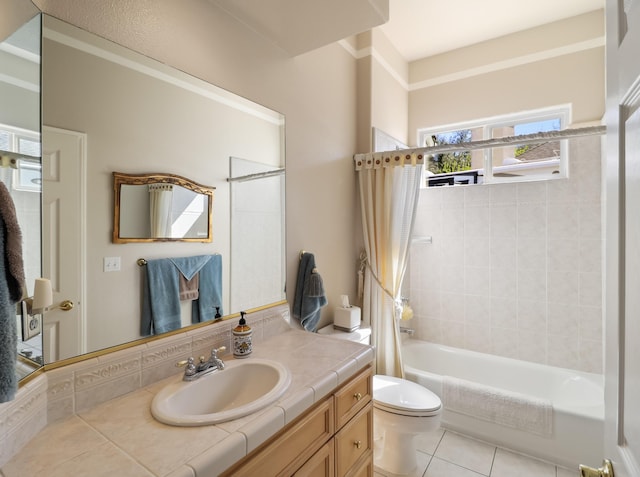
[318,324,442,475]
[372,374,442,475]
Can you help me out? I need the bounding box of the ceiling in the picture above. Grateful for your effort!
[379,0,605,62]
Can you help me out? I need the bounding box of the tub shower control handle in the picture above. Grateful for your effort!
[353,392,362,401]
[579,459,614,477]
[354,440,362,449]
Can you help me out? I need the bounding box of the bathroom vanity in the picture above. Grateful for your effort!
[221,366,373,476]
[0,305,374,476]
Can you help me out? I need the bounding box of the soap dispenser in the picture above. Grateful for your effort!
[233,311,252,358]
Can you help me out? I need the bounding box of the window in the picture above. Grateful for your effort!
[417,106,569,187]
[0,123,41,192]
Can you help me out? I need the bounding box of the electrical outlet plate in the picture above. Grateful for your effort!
[20,300,41,340]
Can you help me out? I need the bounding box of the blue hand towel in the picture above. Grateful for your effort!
[141,255,223,335]
[292,252,327,332]
[191,254,222,323]
[169,255,212,281]
[141,258,182,335]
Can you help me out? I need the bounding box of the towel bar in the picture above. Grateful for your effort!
[137,258,147,266]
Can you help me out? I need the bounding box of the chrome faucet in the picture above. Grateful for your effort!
[177,346,226,381]
[399,326,415,335]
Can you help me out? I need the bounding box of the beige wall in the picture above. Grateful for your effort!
[35,0,361,336]
[408,10,605,144]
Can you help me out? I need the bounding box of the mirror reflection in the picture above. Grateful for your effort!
[39,15,285,364]
[113,172,215,242]
[0,11,42,381]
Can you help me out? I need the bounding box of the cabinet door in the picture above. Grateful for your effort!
[344,451,372,477]
[224,397,334,477]
[294,441,335,477]
[335,404,373,477]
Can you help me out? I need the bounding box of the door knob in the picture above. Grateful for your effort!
[579,459,614,477]
[52,300,74,311]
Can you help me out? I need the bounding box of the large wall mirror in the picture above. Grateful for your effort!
[0,4,42,381]
[3,10,285,380]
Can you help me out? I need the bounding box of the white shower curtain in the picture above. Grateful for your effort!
[149,183,173,238]
[356,152,423,377]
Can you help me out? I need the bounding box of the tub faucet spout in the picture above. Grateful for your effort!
[400,326,414,335]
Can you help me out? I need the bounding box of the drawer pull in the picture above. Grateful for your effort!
[354,440,362,449]
[353,392,362,401]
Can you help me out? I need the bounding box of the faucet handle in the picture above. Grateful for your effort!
[176,357,197,377]
[212,346,226,358]
[176,356,195,367]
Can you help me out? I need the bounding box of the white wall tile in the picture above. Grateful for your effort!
[517,181,547,204]
[490,183,517,205]
[547,239,580,272]
[491,238,517,270]
[518,238,547,271]
[491,297,517,329]
[491,206,517,238]
[548,335,580,369]
[580,272,603,307]
[517,269,547,301]
[464,267,490,296]
[408,136,603,372]
[465,295,491,324]
[517,299,547,332]
[547,271,580,305]
[548,203,579,239]
[491,268,517,299]
[464,206,491,237]
[517,203,547,238]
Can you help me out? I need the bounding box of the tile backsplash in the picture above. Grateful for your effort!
[0,303,292,468]
[407,135,603,373]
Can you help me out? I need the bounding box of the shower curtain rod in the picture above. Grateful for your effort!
[354,125,606,159]
[0,149,40,162]
[226,168,285,183]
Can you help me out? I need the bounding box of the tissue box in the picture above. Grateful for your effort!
[333,305,361,332]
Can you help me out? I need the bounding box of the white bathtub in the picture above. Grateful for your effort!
[402,340,604,469]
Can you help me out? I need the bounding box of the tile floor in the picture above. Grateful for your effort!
[373,428,578,477]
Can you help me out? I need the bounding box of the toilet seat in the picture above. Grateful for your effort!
[373,374,441,417]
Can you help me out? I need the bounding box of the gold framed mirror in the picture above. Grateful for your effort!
[113,172,215,243]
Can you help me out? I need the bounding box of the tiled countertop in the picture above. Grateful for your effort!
[1,329,374,477]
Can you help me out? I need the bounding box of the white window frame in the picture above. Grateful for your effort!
[417,105,571,186]
[0,123,41,192]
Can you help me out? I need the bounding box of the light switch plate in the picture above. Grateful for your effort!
[104,256,121,272]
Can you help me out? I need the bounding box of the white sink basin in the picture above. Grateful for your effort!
[151,358,291,426]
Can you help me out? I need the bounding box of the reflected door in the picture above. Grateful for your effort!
[41,126,85,362]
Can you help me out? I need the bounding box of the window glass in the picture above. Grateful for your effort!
[418,107,569,187]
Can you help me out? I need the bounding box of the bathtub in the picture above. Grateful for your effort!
[402,340,604,469]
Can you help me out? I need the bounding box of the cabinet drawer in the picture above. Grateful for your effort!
[224,397,334,477]
[335,404,373,477]
[294,441,335,477]
[334,366,372,429]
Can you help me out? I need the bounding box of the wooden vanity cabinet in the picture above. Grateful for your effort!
[221,366,373,477]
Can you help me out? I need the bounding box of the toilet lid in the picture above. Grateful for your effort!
[373,375,441,417]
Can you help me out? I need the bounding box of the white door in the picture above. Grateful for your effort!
[41,126,86,362]
[603,1,640,476]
